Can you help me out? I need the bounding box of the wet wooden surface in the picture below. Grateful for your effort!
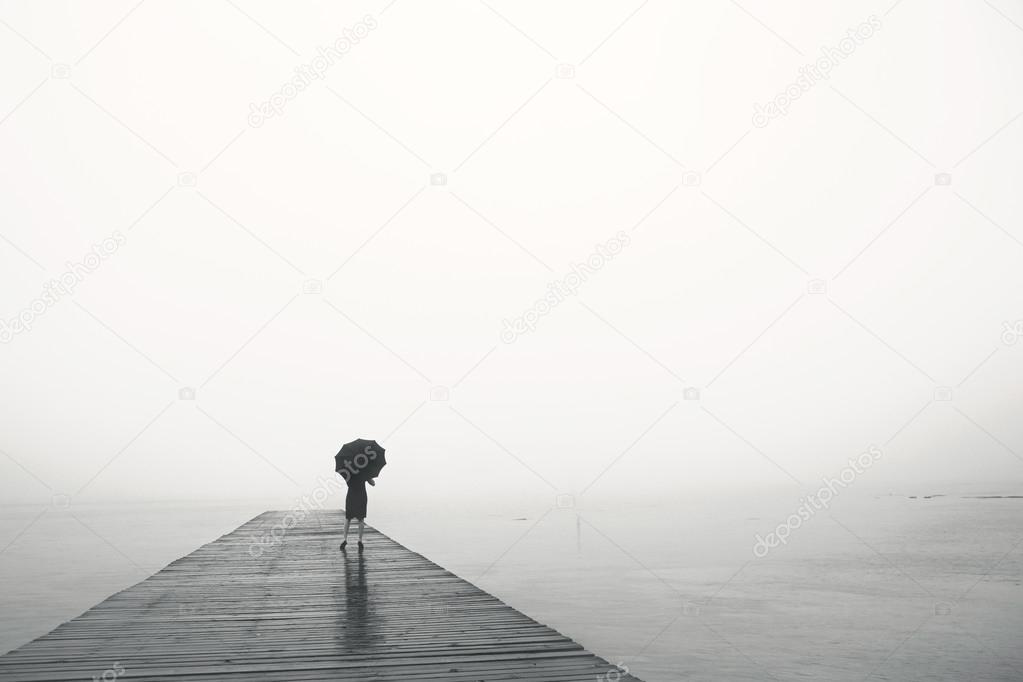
[0,510,641,681]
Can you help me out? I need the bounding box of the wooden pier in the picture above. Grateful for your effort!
[0,510,641,681]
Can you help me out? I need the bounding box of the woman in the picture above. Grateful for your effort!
[340,475,375,551]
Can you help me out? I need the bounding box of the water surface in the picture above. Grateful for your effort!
[1,493,1020,681]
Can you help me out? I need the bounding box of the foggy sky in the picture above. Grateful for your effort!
[2,0,1022,507]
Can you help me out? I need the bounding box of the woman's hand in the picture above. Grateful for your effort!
[367,478,376,486]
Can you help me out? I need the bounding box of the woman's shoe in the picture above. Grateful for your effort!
[357,541,364,550]
[339,541,347,551]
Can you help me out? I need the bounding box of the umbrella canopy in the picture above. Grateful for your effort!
[335,438,386,482]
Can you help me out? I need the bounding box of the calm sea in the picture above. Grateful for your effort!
[2,492,1020,681]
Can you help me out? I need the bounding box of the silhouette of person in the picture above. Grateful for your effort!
[340,475,374,551]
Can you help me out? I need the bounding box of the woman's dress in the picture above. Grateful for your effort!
[345,478,368,520]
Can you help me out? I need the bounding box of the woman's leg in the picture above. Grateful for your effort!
[343,518,350,542]
[357,519,365,543]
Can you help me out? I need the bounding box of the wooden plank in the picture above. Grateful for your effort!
[0,510,641,681]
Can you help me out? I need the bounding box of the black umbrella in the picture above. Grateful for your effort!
[335,438,386,482]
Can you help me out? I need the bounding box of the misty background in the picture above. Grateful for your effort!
[2,0,1023,513]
